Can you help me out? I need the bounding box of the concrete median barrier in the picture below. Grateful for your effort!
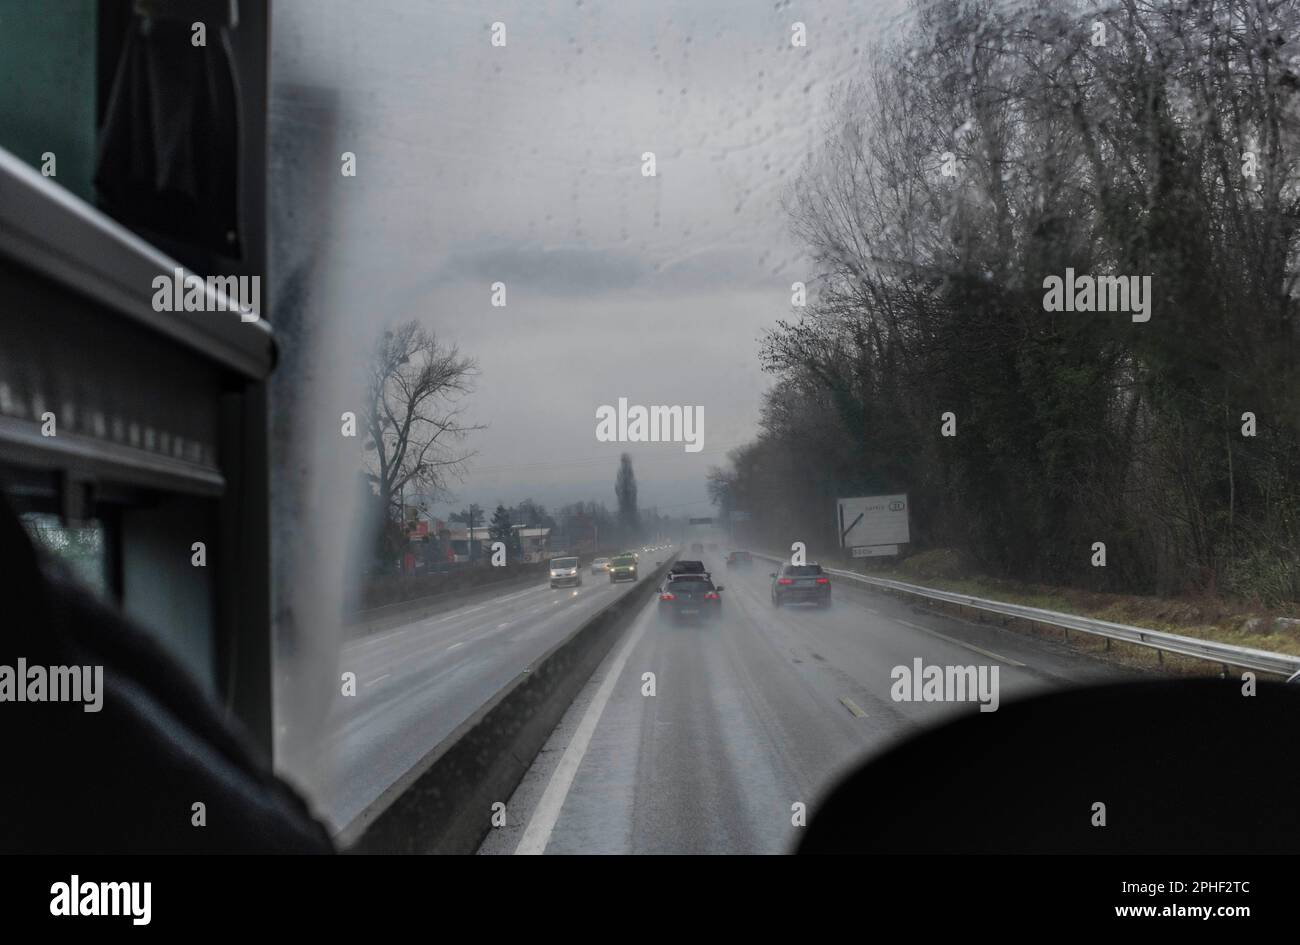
[338,555,676,853]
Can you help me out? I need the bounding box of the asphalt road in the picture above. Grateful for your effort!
[479,551,1137,854]
[311,565,650,831]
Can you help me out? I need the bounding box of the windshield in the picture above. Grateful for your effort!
[6,0,1297,874]
[669,575,712,586]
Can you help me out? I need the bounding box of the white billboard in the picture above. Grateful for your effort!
[837,494,910,551]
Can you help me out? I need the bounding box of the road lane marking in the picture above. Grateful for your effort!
[897,619,1026,667]
[839,697,867,718]
[433,604,489,623]
[352,585,563,657]
[514,612,651,855]
[369,673,391,685]
[447,642,466,651]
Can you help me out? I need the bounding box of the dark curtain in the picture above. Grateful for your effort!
[94,3,241,258]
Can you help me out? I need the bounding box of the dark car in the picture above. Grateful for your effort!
[668,559,707,576]
[608,552,638,583]
[725,550,752,567]
[770,563,831,608]
[658,573,723,623]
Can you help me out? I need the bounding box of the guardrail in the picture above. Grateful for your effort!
[750,552,1300,680]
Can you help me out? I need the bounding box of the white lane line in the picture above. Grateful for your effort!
[348,592,539,657]
[447,641,466,652]
[897,618,1027,667]
[435,604,489,622]
[514,613,651,855]
[839,696,867,718]
[369,673,391,685]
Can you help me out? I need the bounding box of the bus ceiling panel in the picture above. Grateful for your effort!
[0,147,275,382]
[0,253,227,498]
[0,417,225,499]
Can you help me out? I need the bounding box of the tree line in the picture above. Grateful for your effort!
[711,0,1300,602]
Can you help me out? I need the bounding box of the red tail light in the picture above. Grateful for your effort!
[659,593,675,601]
[704,592,720,600]
[815,577,830,584]
[777,578,794,585]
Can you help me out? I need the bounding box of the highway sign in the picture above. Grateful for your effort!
[837,494,910,550]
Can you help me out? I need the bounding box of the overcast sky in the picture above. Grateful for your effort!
[271,0,911,520]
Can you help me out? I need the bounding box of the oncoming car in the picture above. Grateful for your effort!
[549,556,582,588]
[657,573,723,623]
[608,553,638,583]
[590,556,611,575]
[770,563,831,608]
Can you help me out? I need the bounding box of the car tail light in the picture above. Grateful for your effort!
[704,592,720,600]
[815,577,830,584]
[659,593,675,601]
[777,578,794,585]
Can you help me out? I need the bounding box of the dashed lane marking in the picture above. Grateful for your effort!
[839,696,868,718]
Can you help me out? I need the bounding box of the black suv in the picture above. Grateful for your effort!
[770,563,831,608]
[658,573,723,623]
[668,559,707,577]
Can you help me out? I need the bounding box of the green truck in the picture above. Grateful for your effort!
[608,552,639,584]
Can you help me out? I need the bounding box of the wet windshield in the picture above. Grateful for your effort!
[2,0,1297,875]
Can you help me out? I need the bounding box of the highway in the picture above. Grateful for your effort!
[478,550,1137,855]
[311,565,647,831]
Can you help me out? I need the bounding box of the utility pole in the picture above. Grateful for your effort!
[468,503,480,563]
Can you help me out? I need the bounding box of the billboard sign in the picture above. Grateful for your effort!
[837,494,910,553]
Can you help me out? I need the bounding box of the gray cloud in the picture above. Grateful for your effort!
[437,244,647,295]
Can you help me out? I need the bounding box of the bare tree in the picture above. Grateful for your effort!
[740,0,1300,600]
[363,322,482,535]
